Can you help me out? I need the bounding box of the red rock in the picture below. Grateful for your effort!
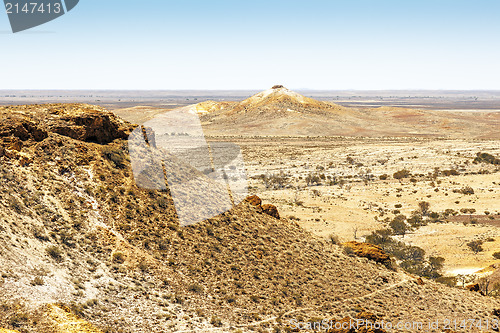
[245,195,262,206]
[343,242,390,264]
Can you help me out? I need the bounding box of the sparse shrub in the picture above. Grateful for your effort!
[474,152,500,165]
[174,294,184,304]
[443,209,458,217]
[365,229,392,245]
[8,196,23,213]
[305,173,322,186]
[442,169,460,176]
[328,233,340,245]
[389,215,408,236]
[33,226,49,241]
[31,276,44,286]
[262,172,290,189]
[366,228,444,279]
[493,252,500,260]
[408,213,426,228]
[393,169,411,180]
[225,296,236,303]
[102,146,127,169]
[429,212,440,220]
[342,246,355,256]
[250,295,260,303]
[112,252,126,264]
[453,186,475,195]
[467,240,484,254]
[138,260,149,272]
[46,246,63,260]
[9,312,29,328]
[188,283,203,293]
[379,174,389,180]
[210,316,223,327]
[418,201,430,216]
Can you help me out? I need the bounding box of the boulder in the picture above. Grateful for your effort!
[342,242,390,264]
[245,195,262,206]
[262,204,280,219]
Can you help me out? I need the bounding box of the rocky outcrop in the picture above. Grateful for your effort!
[0,104,132,146]
[245,195,280,219]
[343,241,391,264]
[49,108,131,144]
[0,104,133,167]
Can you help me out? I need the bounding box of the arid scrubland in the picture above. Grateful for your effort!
[225,136,500,275]
[1,90,500,332]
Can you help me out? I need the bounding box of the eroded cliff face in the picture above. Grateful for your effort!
[0,103,131,147]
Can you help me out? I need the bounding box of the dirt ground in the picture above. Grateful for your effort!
[211,136,500,275]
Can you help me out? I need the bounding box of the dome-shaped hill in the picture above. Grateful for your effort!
[198,86,347,117]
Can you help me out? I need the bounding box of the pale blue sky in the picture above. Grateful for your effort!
[1,0,499,90]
